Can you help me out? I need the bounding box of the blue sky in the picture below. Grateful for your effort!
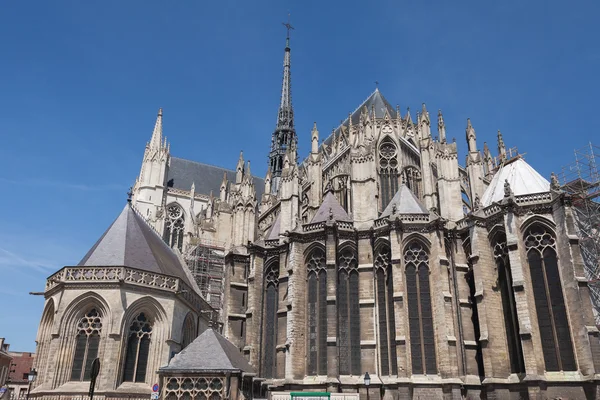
[1,0,598,351]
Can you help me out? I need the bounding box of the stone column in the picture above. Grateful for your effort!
[358,233,377,376]
[245,252,265,369]
[325,223,339,386]
[389,227,406,377]
[285,240,307,380]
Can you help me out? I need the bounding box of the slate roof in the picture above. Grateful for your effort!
[380,185,429,218]
[167,157,264,198]
[160,329,255,373]
[481,157,550,206]
[78,203,195,287]
[322,88,396,148]
[266,213,281,240]
[311,191,352,223]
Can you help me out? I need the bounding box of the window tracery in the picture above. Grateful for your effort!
[165,376,224,400]
[306,248,327,376]
[379,140,399,210]
[71,308,102,381]
[402,166,422,199]
[524,225,576,371]
[337,248,360,375]
[374,244,398,376]
[404,242,436,375]
[263,261,279,378]
[165,204,185,251]
[123,313,153,383]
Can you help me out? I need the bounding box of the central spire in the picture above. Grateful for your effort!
[269,15,297,194]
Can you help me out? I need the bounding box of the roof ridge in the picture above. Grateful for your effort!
[171,156,264,179]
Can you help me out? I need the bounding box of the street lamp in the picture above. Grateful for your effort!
[364,372,370,400]
[26,368,37,400]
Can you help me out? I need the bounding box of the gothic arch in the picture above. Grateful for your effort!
[401,165,422,199]
[305,245,327,376]
[523,223,576,371]
[336,241,360,375]
[401,233,432,253]
[403,240,437,375]
[35,299,56,386]
[118,296,168,385]
[304,242,325,262]
[520,215,556,234]
[164,202,186,251]
[60,291,111,335]
[262,259,280,378]
[378,138,400,211]
[181,312,197,349]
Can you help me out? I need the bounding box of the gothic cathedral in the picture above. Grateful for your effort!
[31,30,600,400]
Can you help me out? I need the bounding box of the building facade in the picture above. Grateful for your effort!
[6,350,35,400]
[32,30,600,400]
[0,339,11,395]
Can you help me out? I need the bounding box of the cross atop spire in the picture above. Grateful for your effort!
[282,14,294,48]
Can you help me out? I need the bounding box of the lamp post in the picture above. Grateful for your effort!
[364,372,370,400]
[26,368,37,400]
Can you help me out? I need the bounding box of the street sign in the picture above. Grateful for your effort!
[89,358,101,400]
[151,393,159,400]
[152,384,159,392]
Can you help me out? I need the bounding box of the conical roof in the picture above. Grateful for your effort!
[481,157,550,206]
[160,329,255,373]
[380,185,429,218]
[78,203,194,287]
[311,192,352,223]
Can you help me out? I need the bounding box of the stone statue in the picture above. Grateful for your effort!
[504,179,513,198]
[551,172,561,191]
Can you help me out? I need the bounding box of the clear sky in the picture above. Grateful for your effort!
[1,0,599,351]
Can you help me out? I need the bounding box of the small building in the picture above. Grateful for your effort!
[0,339,11,396]
[6,350,35,400]
[159,329,256,400]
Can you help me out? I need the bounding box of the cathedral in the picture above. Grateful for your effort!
[30,29,600,400]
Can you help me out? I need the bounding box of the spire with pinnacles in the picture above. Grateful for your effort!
[236,151,244,184]
[466,118,477,152]
[311,122,319,154]
[438,109,446,143]
[149,108,163,149]
[497,130,507,161]
[268,15,297,194]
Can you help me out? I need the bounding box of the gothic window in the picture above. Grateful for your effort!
[379,140,399,211]
[337,247,360,375]
[402,166,422,199]
[404,242,437,375]
[332,176,350,212]
[123,313,153,383]
[71,309,102,381]
[263,261,279,378]
[524,225,576,371]
[164,204,185,251]
[374,243,398,376]
[307,248,327,376]
[492,232,525,373]
[181,313,196,349]
[165,377,225,400]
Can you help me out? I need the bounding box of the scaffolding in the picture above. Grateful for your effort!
[184,238,226,317]
[560,143,600,324]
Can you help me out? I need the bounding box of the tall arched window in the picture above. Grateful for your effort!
[263,261,279,378]
[307,248,327,376]
[123,313,153,383]
[524,225,576,371]
[374,243,398,376]
[402,166,422,199]
[492,232,525,373]
[379,140,399,210]
[164,204,185,251]
[71,309,102,381]
[181,313,196,349]
[337,247,360,375]
[404,242,437,375]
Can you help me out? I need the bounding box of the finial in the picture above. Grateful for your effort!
[127,187,133,203]
[375,80,379,90]
[158,108,163,116]
[437,109,446,143]
[282,14,294,47]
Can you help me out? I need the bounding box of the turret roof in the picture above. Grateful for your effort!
[160,329,255,373]
[78,203,195,287]
[311,191,352,223]
[380,185,429,217]
[481,157,550,206]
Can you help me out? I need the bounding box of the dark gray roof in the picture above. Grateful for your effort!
[323,89,397,147]
[160,329,255,373]
[78,203,195,287]
[380,185,429,217]
[311,192,352,223]
[167,157,264,197]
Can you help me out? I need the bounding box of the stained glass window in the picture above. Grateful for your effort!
[263,262,279,378]
[375,244,398,376]
[123,313,153,383]
[71,309,102,381]
[306,248,327,375]
[337,248,360,375]
[379,140,399,210]
[164,204,185,251]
